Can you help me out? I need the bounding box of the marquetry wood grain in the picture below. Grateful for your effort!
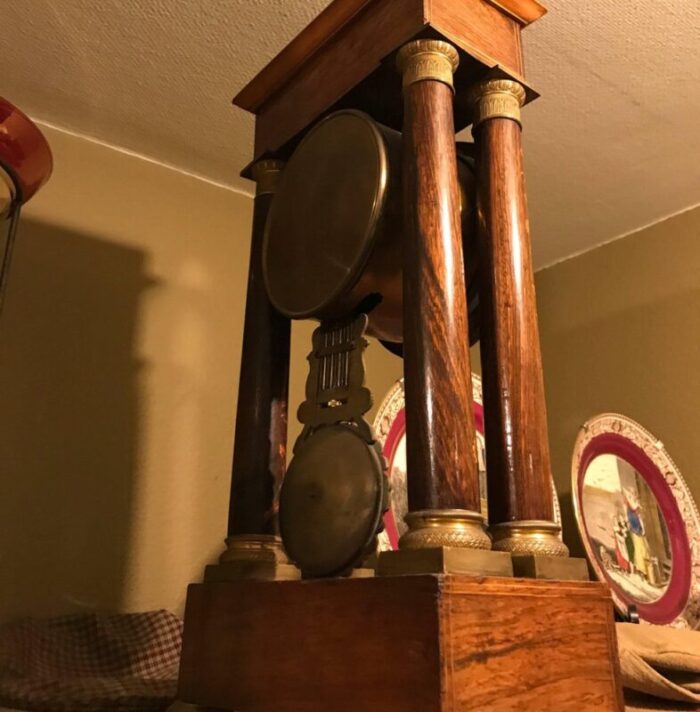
[475,117,555,525]
[441,577,624,711]
[227,191,291,536]
[401,78,481,513]
[178,575,623,712]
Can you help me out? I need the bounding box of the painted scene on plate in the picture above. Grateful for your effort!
[582,453,672,603]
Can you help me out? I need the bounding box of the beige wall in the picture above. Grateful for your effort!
[0,128,401,622]
[536,206,700,555]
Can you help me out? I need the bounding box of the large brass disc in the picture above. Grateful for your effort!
[263,110,390,320]
[279,424,387,578]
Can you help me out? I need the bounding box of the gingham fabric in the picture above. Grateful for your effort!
[0,610,182,712]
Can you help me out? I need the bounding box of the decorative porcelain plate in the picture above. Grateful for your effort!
[572,414,700,629]
[373,374,562,551]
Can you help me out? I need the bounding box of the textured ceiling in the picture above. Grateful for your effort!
[2,0,699,266]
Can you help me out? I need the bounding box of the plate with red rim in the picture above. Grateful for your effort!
[373,373,562,552]
[572,413,700,629]
[0,97,53,207]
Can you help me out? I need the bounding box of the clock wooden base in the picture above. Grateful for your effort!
[178,574,623,712]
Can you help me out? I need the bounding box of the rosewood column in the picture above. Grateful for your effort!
[220,159,293,568]
[472,80,568,557]
[396,41,489,551]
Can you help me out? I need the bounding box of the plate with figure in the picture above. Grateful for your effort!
[572,414,700,628]
[373,374,562,551]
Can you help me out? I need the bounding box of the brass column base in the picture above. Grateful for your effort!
[490,520,588,581]
[511,554,589,581]
[205,534,300,582]
[491,520,570,558]
[377,509,512,577]
[400,509,492,550]
[348,567,376,579]
[377,546,513,577]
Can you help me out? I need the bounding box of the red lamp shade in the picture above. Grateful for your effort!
[0,97,53,206]
[0,98,53,313]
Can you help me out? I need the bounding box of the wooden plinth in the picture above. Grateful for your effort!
[178,575,623,712]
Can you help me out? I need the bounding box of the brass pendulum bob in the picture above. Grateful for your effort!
[278,313,389,578]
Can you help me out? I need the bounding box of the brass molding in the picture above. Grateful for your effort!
[470,79,527,128]
[399,509,492,551]
[0,165,16,219]
[252,158,284,197]
[396,40,460,92]
[207,534,300,582]
[510,553,589,581]
[491,520,570,558]
[219,534,290,564]
[377,546,513,577]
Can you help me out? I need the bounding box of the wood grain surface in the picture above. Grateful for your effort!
[179,575,623,712]
[251,0,425,159]
[482,0,547,26]
[476,117,556,525]
[234,0,378,112]
[234,0,534,160]
[441,577,624,711]
[430,0,524,77]
[227,191,291,536]
[179,576,442,712]
[402,77,481,513]
[232,0,542,114]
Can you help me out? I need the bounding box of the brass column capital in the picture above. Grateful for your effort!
[252,158,284,197]
[491,520,570,557]
[470,79,527,129]
[396,40,460,92]
[400,509,492,551]
[220,533,289,564]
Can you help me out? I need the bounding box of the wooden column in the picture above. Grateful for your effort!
[472,80,568,557]
[397,41,489,551]
[221,159,292,563]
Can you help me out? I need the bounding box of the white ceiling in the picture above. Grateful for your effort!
[2,0,699,267]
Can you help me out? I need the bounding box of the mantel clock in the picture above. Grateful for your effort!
[179,2,625,710]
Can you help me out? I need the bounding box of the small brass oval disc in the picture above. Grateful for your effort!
[279,424,386,578]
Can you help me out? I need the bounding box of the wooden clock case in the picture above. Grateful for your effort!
[178,2,624,710]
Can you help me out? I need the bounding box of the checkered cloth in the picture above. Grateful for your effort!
[0,610,182,712]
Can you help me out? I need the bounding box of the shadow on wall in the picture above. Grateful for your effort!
[0,218,154,621]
